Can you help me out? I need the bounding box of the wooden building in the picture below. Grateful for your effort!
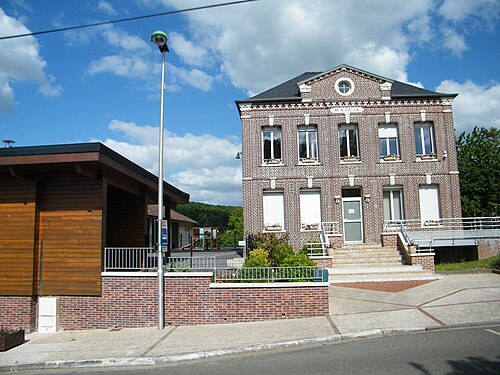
[0,143,189,297]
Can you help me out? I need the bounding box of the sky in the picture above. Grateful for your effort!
[0,0,498,206]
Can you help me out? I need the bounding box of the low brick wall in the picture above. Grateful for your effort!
[2,273,329,331]
[382,233,398,247]
[478,239,500,259]
[0,296,37,333]
[410,254,435,271]
[310,256,333,268]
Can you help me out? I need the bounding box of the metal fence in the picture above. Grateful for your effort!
[215,266,327,283]
[382,217,500,234]
[104,247,157,271]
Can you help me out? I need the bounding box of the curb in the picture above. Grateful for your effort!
[0,328,427,373]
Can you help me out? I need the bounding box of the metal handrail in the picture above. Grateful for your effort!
[383,217,500,233]
[165,256,216,272]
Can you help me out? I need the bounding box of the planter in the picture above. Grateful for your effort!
[300,158,318,164]
[383,155,399,162]
[342,156,359,162]
[408,245,417,255]
[420,154,437,160]
[0,329,25,352]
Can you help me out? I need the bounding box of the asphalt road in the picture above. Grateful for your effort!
[20,324,500,375]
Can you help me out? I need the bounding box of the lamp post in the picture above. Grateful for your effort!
[151,30,169,330]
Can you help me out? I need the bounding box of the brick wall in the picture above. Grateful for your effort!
[410,254,435,271]
[0,297,37,333]
[478,239,500,259]
[2,274,329,331]
[310,257,333,268]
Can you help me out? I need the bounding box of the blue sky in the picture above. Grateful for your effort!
[0,0,498,206]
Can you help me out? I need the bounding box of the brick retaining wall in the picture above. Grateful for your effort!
[478,239,500,259]
[1,273,329,331]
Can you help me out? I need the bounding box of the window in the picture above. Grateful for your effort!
[383,188,404,221]
[300,190,321,231]
[262,127,282,164]
[298,126,318,163]
[339,124,359,160]
[335,77,355,96]
[414,122,436,158]
[263,191,285,231]
[379,124,400,160]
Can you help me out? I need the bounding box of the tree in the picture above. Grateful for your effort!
[219,207,243,247]
[456,126,500,217]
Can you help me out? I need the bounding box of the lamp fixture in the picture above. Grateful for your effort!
[364,194,371,203]
[151,30,169,53]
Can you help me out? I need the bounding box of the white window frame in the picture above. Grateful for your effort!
[383,188,404,222]
[300,190,322,231]
[339,124,360,160]
[378,124,400,160]
[297,126,319,163]
[414,122,436,158]
[262,127,282,164]
[263,191,285,232]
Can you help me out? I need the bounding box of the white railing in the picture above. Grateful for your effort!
[322,221,341,235]
[215,266,327,283]
[104,247,157,271]
[383,217,500,234]
[382,217,500,252]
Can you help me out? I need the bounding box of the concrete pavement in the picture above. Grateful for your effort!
[1,273,499,372]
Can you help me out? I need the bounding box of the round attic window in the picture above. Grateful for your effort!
[335,78,355,96]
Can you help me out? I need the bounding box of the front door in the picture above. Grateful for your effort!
[342,190,363,243]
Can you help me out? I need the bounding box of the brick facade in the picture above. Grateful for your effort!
[237,65,462,250]
[0,274,329,331]
[410,254,435,271]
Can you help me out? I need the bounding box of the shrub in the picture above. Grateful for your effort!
[248,233,293,265]
[248,247,271,265]
[243,256,270,268]
[491,255,500,270]
[281,253,315,267]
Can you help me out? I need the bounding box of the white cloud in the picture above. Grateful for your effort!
[88,54,150,78]
[99,119,242,205]
[441,27,468,57]
[168,64,215,92]
[169,31,209,67]
[98,0,118,15]
[436,80,500,134]
[0,8,61,111]
[101,27,150,54]
[439,0,500,26]
[161,0,434,95]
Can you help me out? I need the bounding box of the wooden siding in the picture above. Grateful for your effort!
[106,185,147,247]
[36,174,103,296]
[0,177,37,296]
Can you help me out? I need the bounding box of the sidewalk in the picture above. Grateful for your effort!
[1,273,499,372]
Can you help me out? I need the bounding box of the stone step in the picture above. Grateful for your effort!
[327,265,441,283]
[333,256,403,264]
[338,244,392,250]
[333,251,401,258]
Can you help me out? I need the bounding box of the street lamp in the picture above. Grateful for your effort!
[151,30,169,330]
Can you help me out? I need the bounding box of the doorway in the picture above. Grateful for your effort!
[342,188,363,243]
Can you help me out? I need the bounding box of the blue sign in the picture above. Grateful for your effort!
[161,219,168,245]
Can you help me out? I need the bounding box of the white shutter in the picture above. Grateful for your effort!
[300,190,321,230]
[263,191,284,230]
[419,185,440,222]
[378,125,397,138]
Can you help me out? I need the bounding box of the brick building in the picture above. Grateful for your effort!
[236,64,462,250]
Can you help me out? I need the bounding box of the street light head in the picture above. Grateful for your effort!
[151,30,169,52]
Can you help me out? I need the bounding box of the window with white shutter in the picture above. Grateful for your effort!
[300,190,321,231]
[263,191,285,231]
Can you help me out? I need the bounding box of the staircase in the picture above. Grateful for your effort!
[329,244,439,283]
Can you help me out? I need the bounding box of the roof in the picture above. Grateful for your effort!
[0,142,189,204]
[236,64,457,104]
[170,209,199,225]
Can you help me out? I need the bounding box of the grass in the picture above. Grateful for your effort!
[435,255,500,272]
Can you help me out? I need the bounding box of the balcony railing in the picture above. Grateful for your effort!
[383,217,500,234]
[104,247,157,272]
